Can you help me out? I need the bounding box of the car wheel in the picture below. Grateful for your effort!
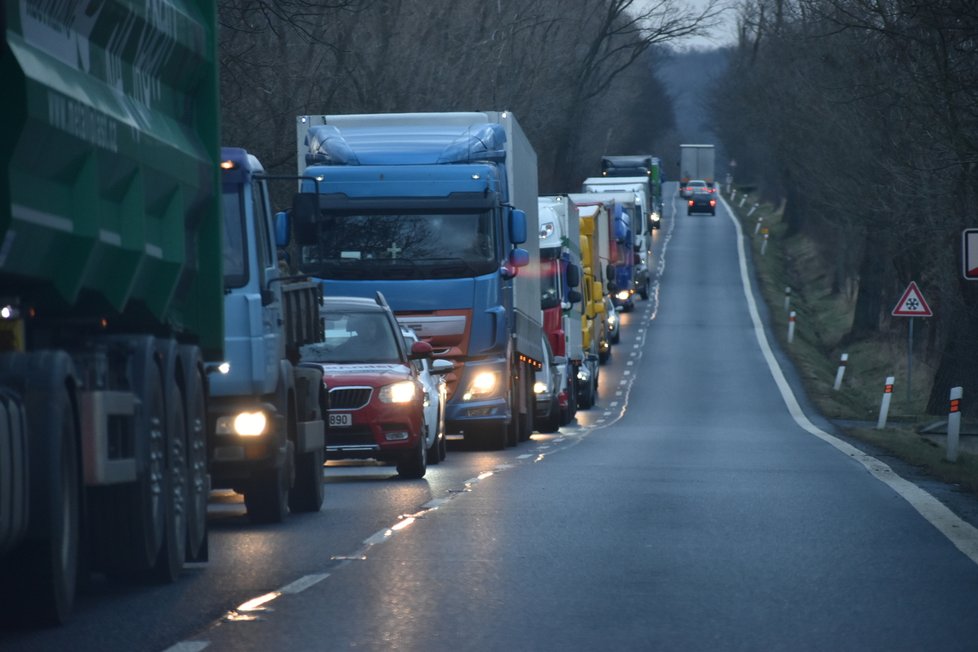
[397,421,428,479]
[577,376,594,410]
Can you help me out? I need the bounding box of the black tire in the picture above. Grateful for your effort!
[1,353,80,626]
[599,346,610,364]
[426,420,441,466]
[396,423,428,479]
[560,374,577,426]
[611,328,620,345]
[91,339,167,575]
[639,281,650,301]
[178,347,208,562]
[152,372,187,583]
[245,441,292,524]
[538,396,561,433]
[710,210,716,215]
[437,430,447,462]
[289,442,325,513]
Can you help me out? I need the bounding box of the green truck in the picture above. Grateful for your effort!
[0,1,221,624]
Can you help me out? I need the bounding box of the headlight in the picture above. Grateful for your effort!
[216,411,268,436]
[608,314,617,326]
[616,290,630,301]
[379,381,417,403]
[462,370,499,400]
[533,381,547,394]
[650,212,661,223]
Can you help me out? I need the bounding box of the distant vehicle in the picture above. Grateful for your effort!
[680,144,716,190]
[607,297,621,344]
[681,179,710,199]
[401,326,454,464]
[300,295,434,479]
[534,335,566,433]
[688,190,717,216]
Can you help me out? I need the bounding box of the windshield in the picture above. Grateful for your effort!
[300,311,402,364]
[541,264,560,310]
[221,188,249,288]
[298,210,497,280]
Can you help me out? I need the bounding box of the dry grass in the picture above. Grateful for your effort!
[727,189,978,494]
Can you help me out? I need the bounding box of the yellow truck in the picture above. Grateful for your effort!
[570,198,609,409]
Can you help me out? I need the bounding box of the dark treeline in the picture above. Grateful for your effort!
[709,0,978,415]
[217,0,720,194]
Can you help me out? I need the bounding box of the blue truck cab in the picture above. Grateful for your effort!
[292,113,544,450]
[209,147,326,523]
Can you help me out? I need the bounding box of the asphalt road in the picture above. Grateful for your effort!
[6,186,978,651]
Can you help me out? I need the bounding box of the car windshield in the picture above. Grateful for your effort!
[300,311,401,363]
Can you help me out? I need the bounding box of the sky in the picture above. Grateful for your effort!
[672,0,739,50]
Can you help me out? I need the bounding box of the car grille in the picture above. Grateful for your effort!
[326,426,375,449]
[328,386,372,410]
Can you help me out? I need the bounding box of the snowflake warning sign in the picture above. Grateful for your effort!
[891,281,933,317]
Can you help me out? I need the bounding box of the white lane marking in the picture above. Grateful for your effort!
[279,573,330,594]
[517,454,534,459]
[723,194,978,567]
[161,644,209,652]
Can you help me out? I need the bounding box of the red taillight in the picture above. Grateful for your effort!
[688,200,694,206]
[710,199,716,206]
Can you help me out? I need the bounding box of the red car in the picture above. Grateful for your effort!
[300,294,434,478]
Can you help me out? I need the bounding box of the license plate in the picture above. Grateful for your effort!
[328,413,352,427]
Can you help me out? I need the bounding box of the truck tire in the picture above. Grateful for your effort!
[178,346,208,562]
[245,441,292,524]
[396,421,428,479]
[577,373,595,410]
[90,338,167,575]
[151,339,189,582]
[289,444,324,513]
[640,281,650,301]
[0,352,80,626]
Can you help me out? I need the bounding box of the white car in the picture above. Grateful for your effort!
[401,327,453,463]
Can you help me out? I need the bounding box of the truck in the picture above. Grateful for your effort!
[582,179,653,301]
[600,154,664,223]
[680,144,716,189]
[567,196,610,405]
[292,112,544,450]
[207,148,327,523]
[537,196,584,426]
[576,192,635,312]
[0,1,219,624]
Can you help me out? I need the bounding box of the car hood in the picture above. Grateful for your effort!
[318,363,414,385]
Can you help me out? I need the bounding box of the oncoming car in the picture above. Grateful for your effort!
[401,326,454,464]
[300,294,435,479]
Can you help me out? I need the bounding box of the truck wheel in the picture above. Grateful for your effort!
[397,422,427,479]
[245,441,292,524]
[577,378,594,410]
[152,375,187,583]
[289,444,324,513]
[640,281,650,301]
[179,347,208,562]
[2,357,80,626]
[92,340,167,574]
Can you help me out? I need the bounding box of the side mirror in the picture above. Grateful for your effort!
[509,208,527,244]
[566,289,582,304]
[431,359,454,375]
[510,247,529,268]
[409,340,434,360]
[275,211,290,247]
[292,192,319,245]
[566,263,580,288]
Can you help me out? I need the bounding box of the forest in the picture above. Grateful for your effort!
[218,0,978,416]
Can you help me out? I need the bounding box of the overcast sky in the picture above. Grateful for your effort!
[673,0,738,50]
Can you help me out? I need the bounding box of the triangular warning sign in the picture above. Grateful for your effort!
[892,281,933,317]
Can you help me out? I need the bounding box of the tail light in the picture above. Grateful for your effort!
[688,200,694,206]
[710,199,716,207]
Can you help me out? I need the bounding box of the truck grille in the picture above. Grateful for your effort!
[328,387,372,410]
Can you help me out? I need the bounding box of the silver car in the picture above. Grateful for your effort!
[401,327,454,463]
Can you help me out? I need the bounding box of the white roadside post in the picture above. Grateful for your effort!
[748,202,759,217]
[876,376,895,429]
[731,188,737,201]
[739,196,747,208]
[784,286,791,312]
[946,387,963,462]
[787,311,796,343]
[754,217,764,236]
[761,232,769,256]
[833,353,848,390]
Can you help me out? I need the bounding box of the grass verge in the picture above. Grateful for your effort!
[725,188,978,496]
